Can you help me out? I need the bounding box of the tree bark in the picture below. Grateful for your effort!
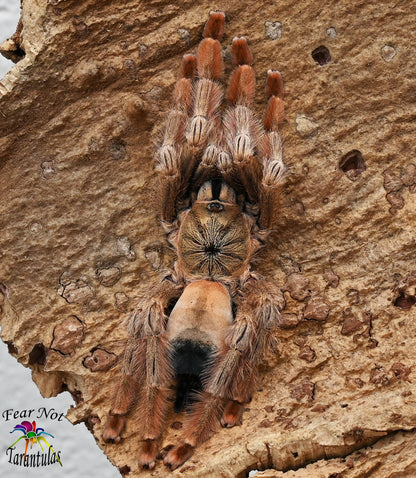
[1,0,415,476]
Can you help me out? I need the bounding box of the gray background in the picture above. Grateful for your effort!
[0,3,119,476]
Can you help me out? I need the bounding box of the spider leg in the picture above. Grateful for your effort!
[38,437,63,466]
[157,54,197,224]
[222,37,263,203]
[8,435,25,449]
[186,12,224,150]
[163,276,284,470]
[221,399,245,427]
[158,12,226,221]
[259,70,286,230]
[103,277,183,470]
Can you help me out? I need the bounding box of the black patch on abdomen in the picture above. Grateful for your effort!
[171,338,215,413]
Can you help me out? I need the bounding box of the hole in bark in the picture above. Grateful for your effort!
[339,150,366,180]
[394,292,416,309]
[12,46,25,60]
[6,341,18,355]
[118,465,131,476]
[83,348,118,372]
[0,45,25,63]
[312,45,331,65]
[292,451,299,458]
[84,414,100,432]
[28,343,48,365]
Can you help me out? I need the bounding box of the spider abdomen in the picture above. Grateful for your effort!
[166,280,233,350]
[166,280,233,411]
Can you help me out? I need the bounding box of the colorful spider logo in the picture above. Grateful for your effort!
[8,420,63,466]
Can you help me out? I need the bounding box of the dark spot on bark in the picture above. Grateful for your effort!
[28,343,48,366]
[259,419,273,428]
[339,150,366,180]
[84,414,100,432]
[6,341,18,355]
[393,273,416,309]
[71,389,83,404]
[390,362,411,381]
[341,309,363,335]
[312,45,331,65]
[109,139,127,160]
[299,345,316,362]
[290,377,315,402]
[394,292,415,309]
[370,365,390,385]
[0,282,8,297]
[83,348,118,372]
[118,465,131,476]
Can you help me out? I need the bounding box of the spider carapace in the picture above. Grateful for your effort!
[103,11,286,470]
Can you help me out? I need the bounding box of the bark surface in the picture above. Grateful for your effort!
[0,0,415,476]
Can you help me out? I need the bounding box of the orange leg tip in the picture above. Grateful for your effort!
[197,37,223,79]
[180,54,197,79]
[102,414,126,443]
[138,439,158,470]
[232,36,253,66]
[204,11,226,40]
[228,64,255,104]
[266,70,284,99]
[163,443,194,470]
[221,400,244,428]
[264,96,285,131]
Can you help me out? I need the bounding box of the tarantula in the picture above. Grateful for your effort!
[103,11,286,470]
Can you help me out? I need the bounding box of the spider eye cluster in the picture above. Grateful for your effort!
[206,201,224,212]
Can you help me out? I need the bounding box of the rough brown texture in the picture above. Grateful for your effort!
[1,0,415,476]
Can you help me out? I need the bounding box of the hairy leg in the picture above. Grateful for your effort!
[103,277,183,469]
[221,37,263,203]
[156,54,197,224]
[259,70,286,230]
[186,12,225,149]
